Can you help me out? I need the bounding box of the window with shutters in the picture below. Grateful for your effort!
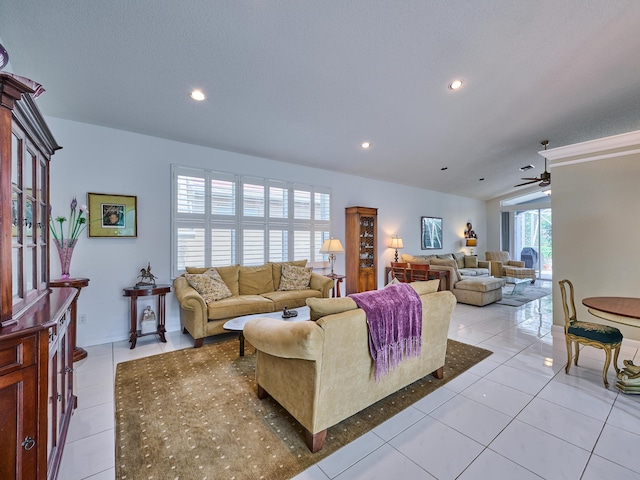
[171,165,331,277]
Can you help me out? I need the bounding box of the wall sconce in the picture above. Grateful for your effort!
[320,237,344,275]
[389,236,404,262]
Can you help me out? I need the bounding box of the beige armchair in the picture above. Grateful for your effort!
[485,251,535,281]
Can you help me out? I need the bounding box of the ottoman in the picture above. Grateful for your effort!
[453,277,506,306]
[503,266,536,283]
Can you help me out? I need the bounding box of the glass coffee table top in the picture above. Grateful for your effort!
[505,277,532,295]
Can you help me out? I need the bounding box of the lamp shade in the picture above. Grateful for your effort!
[465,238,477,247]
[389,236,404,249]
[320,238,344,254]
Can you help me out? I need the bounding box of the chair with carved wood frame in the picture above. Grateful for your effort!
[390,262,411,282]
[410,263,430,282]
[559,279,622,388]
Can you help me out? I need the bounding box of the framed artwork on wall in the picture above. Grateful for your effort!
[87,192,137,237]
[421,216,443,249]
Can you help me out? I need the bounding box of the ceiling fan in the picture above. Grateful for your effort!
[515,140,550,188]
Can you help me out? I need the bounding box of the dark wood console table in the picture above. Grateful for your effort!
[384,267,449,291]
[123,285,170,348]
[50,277,90,362]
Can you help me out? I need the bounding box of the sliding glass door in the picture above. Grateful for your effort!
[513,208,552,280]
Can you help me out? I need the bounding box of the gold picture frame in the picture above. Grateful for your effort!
[87,192,137,238]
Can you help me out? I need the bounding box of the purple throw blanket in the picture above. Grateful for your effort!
[349,284,422,381]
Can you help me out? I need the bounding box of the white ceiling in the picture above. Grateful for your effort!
[2,0,640,200]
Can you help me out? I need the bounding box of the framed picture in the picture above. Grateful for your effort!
[87,193,137,238]
[421,216,443,250]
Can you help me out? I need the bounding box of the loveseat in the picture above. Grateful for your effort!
[401,252,505,306]
[243,280,455,452]
[173,261,334,347]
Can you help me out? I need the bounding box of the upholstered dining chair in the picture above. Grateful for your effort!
[410,263,430,281]
[558,279,622,388]
[390,262,411,282]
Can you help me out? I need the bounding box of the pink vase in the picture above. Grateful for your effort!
[55,239,77,279]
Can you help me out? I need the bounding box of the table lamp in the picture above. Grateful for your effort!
[320,237,344,275]
[465,237,477,255]
[389,236,404,262]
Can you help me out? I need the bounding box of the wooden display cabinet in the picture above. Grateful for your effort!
[0,73,77,480]
[345,206,378,294]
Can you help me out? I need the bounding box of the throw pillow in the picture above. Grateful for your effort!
[306,297,358,321]
[278,264,312,291]
[464,255,478,268]
[452,252,466,269]
[184,268,233,304]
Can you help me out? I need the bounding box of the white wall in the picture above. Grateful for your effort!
[46,117,486,347]
[551,142,640,341]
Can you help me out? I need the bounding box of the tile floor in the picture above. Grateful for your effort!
[59,284,640,479]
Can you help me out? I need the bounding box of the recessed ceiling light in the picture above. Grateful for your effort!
[519,164,534,171]
[479,178,485,181]
[361,142,371,149]
[449,79,463,90]
[190,89,206,101]
[441,167,448,171]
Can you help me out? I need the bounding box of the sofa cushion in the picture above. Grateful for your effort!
[401,254,433,264]
[278,264,312,291]
[206,295,274,320]
[262,289,323,311]
[239,264,274,295]
[306,297,359,321]
[452,252,466,268]
[436,253,454,260]
[184,269,233,304]
[430,258,462,281]
[410,280,441,295]
[185,265,240,296]
[464,255,478,268]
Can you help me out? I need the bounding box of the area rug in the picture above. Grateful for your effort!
[115,337,491,480]
[497,281,552,307]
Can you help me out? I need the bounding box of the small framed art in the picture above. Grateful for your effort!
[87,192,137,238]
[421,216,443,249]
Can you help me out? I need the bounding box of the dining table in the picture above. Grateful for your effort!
[582,296,640,327]
[582,296,640,393]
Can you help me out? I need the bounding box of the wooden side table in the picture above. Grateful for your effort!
[50,277,90,362]
[123,285,170,349]
[325,273,346,297]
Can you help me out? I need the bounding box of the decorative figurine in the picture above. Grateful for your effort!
[140,305,157,334]
[136,262,157,287]
[282,306,298,318]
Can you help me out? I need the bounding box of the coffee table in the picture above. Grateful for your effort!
[504,277,531,295]
[223,306,310,356]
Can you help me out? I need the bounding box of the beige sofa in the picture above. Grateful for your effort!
[401,253,505,306]
[173,261,334,347]
[243,281,455,452]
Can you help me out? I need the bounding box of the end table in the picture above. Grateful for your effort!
[50,277,90,362]
[324,273,346,298]
[123,284,170,349]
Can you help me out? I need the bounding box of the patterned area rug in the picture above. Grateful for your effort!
[496,281,552,307]
[115,337,491,480]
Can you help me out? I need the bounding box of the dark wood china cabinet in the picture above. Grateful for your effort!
[345,206,378,294]
[0,73,78,480]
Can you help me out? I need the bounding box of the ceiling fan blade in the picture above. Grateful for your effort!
[514,179,539,187]
[520,177,540,181]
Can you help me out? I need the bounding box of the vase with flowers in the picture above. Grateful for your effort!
[50,197,87,279]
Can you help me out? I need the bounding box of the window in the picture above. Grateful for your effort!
[171,166,331,277]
